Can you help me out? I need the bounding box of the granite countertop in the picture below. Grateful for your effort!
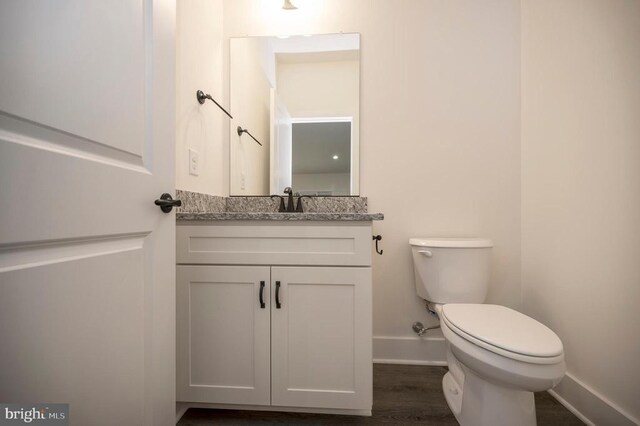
[174,190,384,222]
[176,212,384,221]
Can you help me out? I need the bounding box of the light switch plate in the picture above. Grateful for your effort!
[189,149,199,176]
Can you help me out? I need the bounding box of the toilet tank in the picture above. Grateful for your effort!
[409,238,493,304]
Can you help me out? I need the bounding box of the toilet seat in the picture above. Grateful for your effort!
[441,304,564,365]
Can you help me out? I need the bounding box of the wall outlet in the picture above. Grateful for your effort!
[240,173,246,190]
[189,149,199,176]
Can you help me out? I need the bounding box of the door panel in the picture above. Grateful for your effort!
[271,267,372,410]
[0,247,145,424]
[0,1,145,154]
[0,1,175,424]
[287,282,356,391]
[177,266,271,406]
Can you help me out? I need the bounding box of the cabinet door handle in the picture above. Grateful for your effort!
[259,281,266,309]
[275,281,281,309]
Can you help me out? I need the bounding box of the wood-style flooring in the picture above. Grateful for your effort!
[178,364,584,425]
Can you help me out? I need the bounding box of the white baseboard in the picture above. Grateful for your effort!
[372,334,447,365]
[549,372,639,426]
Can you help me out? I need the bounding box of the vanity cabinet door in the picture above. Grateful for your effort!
[176,265,271,405]
[270,267,372,410]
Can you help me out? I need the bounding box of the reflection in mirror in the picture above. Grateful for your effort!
[293,120,351,195]
[229,33,360,196]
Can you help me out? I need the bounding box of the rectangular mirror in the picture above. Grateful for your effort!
[229,33,360,196]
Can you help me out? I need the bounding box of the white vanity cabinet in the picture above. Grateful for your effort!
[176,221,373,414]
[176,265,271,406]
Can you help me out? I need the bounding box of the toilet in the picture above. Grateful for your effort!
[410,238,565,426]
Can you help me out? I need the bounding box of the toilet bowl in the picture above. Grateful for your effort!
[410,238,565,426]
[439,303,565,426]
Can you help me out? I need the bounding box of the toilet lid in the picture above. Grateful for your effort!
[442,304,563,358]
[409,237,493,248]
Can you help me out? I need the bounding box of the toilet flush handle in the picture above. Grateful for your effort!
[418,250,433,257]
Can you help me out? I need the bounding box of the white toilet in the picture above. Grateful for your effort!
[410,238,565,426]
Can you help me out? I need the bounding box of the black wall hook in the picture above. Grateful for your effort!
[237,126,263,146]
[373,235,383,255]
[196,90,233,119]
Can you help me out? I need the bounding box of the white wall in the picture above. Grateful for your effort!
[278,60,359,118]
[176,0,225,195]
[521,1,640,424]
[222,0,522,358]
[229,38,273,195]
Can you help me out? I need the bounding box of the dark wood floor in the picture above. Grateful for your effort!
[178,364,584,425]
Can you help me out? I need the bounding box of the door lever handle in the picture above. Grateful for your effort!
[154,193,182,213]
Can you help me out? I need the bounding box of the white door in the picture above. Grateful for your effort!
[271,267,373,410]
[176,266,271,405]
[0,1,175,425]
[270,89,293,194]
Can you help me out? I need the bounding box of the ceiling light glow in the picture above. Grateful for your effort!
[282,0,297,10]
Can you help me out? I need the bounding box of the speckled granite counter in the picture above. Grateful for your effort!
[175,190,383,221]
[176,212,383,221]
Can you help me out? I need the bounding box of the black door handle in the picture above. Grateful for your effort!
[259,281,266,309]
[275,281,281,309]
[154,193,182,213]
